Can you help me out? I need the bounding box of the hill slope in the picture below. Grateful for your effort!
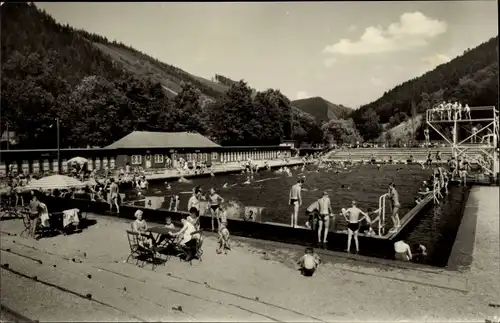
[0,3,322,148]
[292,97,351,124]
[350,36,498,140]
[0,3,228,102]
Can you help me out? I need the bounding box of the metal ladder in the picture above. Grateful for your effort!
[378,193,389,236]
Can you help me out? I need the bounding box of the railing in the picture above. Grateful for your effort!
[378,193,389,236]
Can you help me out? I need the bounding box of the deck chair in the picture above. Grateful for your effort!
[125,230,166,270]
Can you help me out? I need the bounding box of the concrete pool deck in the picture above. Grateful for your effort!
[1,186,499,322]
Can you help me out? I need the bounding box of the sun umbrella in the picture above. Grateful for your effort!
[24,175,87,190]
[67,157,89,165]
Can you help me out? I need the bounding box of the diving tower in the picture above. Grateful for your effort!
[426,105,498,175]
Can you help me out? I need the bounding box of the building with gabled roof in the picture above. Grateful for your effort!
[106,131,221,149]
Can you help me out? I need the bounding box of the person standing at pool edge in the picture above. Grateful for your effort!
[388,182,401,231]
[343,201,368,253]
[109,178,120,214]
[289,179,303,228]
[317,191,332,245]
[209,188,224,232]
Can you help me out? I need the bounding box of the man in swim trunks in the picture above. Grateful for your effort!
[289,179,303,228]
[317,191,332,245]
[448,157,458,180]
[209,188,224,231]
[394,240,412,261]
[109,178,120,214]
[343,200,368,253]
[305,199,319,230]
[388,183,401,231]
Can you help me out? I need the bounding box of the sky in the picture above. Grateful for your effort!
[38,1,498,108]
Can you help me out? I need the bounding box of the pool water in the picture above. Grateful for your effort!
[400,185,468,267]
[127,164,433,226]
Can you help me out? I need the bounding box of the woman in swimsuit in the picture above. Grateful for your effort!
[28,193,41,239]
[209,188,224,231]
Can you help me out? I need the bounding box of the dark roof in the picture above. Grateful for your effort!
[106,131,221,149]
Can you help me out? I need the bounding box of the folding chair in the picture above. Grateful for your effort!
[19,211,53,239]
[125,230,166,270]
[19,212,31,238]
[178,230,204,265]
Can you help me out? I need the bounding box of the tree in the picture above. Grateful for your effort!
[210,81,255,145]
[168,82,206,134]
[321,119,362,145]
[357,108,382,140]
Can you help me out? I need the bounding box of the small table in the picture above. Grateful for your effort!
[147,226,178,246]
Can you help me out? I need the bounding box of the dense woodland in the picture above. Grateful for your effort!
[350,36,499,140]
[0,3,321,148]
[1,3,498,149]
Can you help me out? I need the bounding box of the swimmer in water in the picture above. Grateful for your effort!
[359,208,381,236]
[243,176,251,184]
[342,201,368,254]
[178,177,192,184]
[304,200,319,229]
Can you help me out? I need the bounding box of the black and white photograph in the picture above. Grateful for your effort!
[0,1,499,322]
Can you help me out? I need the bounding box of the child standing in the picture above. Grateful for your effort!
[217,222,231,255]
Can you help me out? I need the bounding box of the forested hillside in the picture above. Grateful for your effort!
[292,97,351,124]
[0,3,322,148]
[350,36,499,140]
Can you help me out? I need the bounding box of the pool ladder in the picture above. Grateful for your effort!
[378,193,389,236]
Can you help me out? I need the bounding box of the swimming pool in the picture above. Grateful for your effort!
[123,164,470,267]
[127,164,433,224]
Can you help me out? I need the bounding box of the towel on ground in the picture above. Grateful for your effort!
[63,208,80,228]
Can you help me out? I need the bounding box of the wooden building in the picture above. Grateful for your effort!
[0,131,292,176]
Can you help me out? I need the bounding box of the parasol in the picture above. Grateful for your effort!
[24,175,87,190]
[67,157,89,165]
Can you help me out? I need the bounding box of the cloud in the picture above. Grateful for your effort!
[421,53,451,67]
[323,57,338,67]
[323,12,447,55]
[348,24,357,32]
[296,91,309,100]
